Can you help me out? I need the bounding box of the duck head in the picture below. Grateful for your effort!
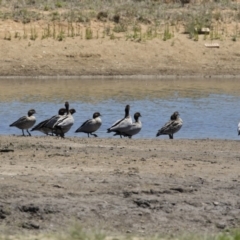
[58,108,66,116]
[69,108,76,115]
[134,112,141,121]
[171,111,180,120]
[28,109,36,117]
[93,112,101,118]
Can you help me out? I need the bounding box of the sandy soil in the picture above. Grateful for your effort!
[0,135,240,236]
[1,17,240,236]
[0,20,240,77]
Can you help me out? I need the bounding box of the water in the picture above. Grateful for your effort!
[1,77,240,139]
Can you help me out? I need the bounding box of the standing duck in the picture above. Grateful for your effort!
[156,111,183,139]
[31,108,66,135]
[75,112,102,137]
[44,108,66,135]
[53,102,75,138]
[10,109,36,136]
[107,104,132,138]
[114,112,142,138]
[124,112,142,138]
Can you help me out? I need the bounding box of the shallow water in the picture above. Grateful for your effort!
[1,77,240,139]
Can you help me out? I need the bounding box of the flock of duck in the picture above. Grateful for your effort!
[9,102,183,139]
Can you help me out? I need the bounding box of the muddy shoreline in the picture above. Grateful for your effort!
[0,136,239,236]
[1,74,240,79]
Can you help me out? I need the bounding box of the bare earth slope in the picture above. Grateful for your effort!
[0,20,240,77]
[0,136,240,236]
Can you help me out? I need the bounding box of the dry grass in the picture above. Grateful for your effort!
[0,0,239,42]
[0,225,240,240]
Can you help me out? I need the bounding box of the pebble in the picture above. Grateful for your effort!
[216,222,226,229]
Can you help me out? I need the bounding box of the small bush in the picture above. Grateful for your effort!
[51,11,60,21]
[30,26,38,40]
[85,27,93,39]
[163,24,173,41]
[57,29,65,41]
[184,12,212,40]
[113,23,127,33]
[44,5,50,11]
[55,1,63,8]
[97,11,108,21]
[112,14,120,23]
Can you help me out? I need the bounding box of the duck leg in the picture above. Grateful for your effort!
[90,133,98,137]
[22,129,25,136]
[60,129,65,138]
[27,129,31,136]
[169,134,173,139]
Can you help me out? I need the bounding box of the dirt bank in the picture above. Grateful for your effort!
[0,20,240,77]
[0,135,239,236]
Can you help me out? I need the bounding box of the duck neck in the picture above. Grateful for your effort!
[125,109,129,118]
[65,105,69,115]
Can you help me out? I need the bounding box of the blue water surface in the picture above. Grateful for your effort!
[1,78,240,140]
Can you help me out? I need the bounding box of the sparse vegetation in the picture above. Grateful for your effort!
[30,26,37,40]
[163,24,174,41]
[57,26,65,41]
[85,26,93,39]
[0,0,239,42]
[0,225,240,240]
[4,31,11,40]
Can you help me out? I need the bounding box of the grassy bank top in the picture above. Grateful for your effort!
[0,0,240,42]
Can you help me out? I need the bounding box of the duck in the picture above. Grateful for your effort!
[75,112,102,137]
[9,109,36,136]
[156,111,183,139]
[53,108,76,137]
[31,108,66,135]
[107,104,132,138]
[114,112,142,139]
[53,102,75,138]
[44,108,66,135]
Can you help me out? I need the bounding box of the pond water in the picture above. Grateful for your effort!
[1,77,240,140]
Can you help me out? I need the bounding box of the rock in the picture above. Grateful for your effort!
[0,205,11,219]
[43,206,59,214]
[21,222,40,229]
[19,204,39,213]
[216,222,226,229]
[133,199,151,208]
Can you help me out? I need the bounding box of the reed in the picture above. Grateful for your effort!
[163,24,174,41]
[30,25,38,40]
[85,27,93,40]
